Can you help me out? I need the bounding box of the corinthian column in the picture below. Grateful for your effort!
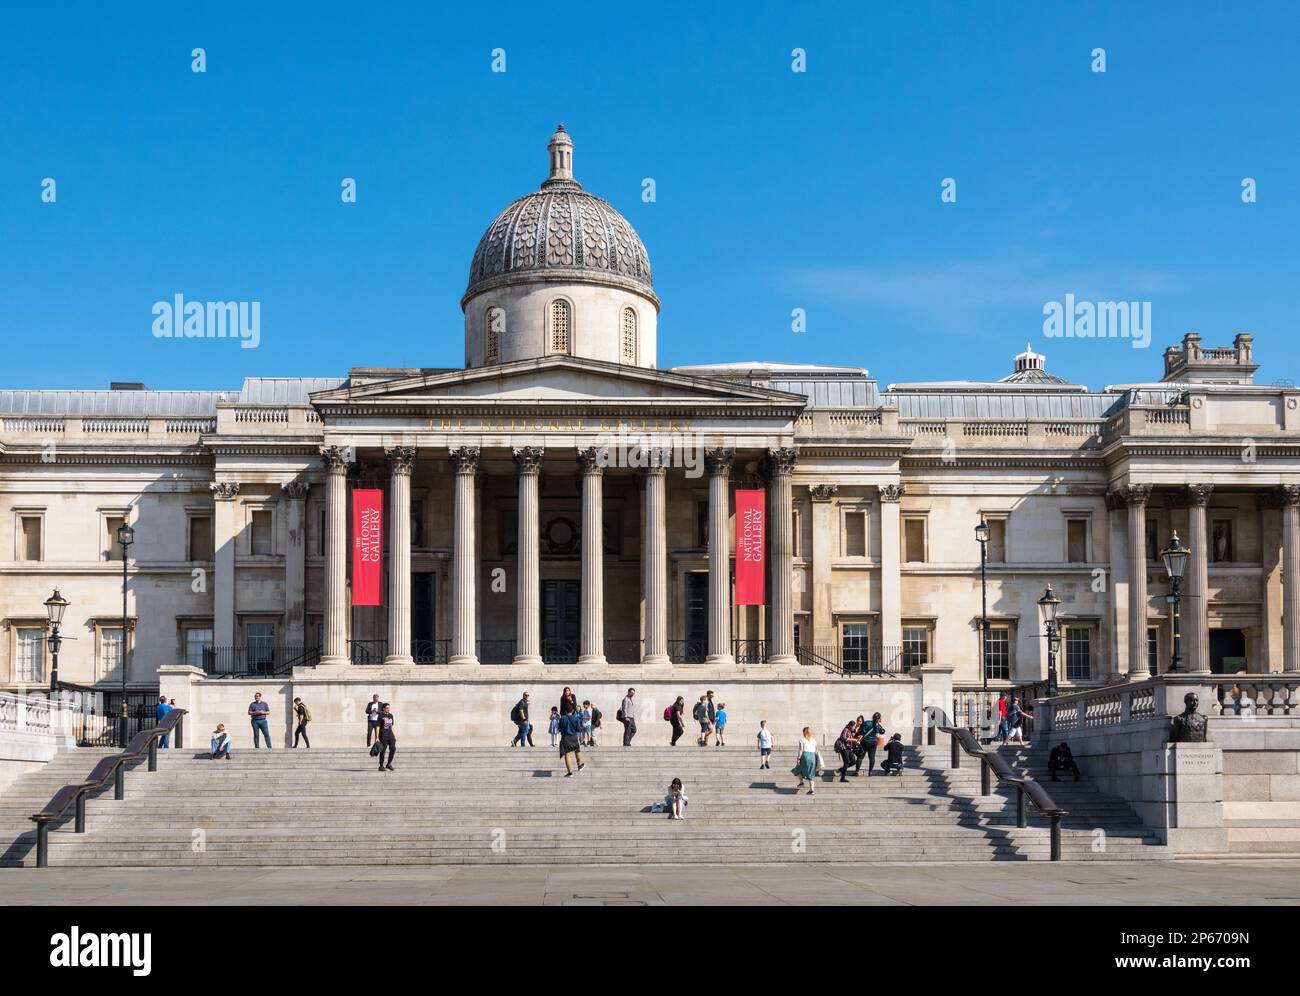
[577,448,606,665]
[1281,485,1300,673]
[384,446,416,666]
[766,447,798,665]
[513,446,544,665]
[281,481,310,651]
[1121,483,1153,678]
[449,447,480,665]
[642,451,670,665]
[878,483,905,659]
[210,482,240,652]
[705,447,735,666]
[1182,484,1213,673]
[319,446,352,666]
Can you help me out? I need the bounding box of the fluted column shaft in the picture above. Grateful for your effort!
[767,448,798,665]
[578,449,606,664]
[384,447,416,665]
[643,459,670,665]
[319,447,351,665]
[282,482,309,650]
[705,448,735,665]
[450,447,479,665]
[513,447,544,665]
[210,482,240,651]
[1184,486,1212,673]
[1282,487,1300,673]
[878,483,904,658]
[1125,485,1152,678]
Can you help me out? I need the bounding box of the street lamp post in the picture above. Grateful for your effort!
[1161,531,1190,674]
[44,588,69,694]
[1038,584,1062,698]
[116,520,135,747]
[974,519,991,735]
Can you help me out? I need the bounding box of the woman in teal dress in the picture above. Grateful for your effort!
[796,726,819,795]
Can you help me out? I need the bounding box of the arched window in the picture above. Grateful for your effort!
[621,307,637,363]
[485,307,503,365]
[549,299,571,354]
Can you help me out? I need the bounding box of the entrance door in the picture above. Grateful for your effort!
[542,580,581,662]
[411,573,437,662]
[1210,629,1246,674]
[682,572,709,663]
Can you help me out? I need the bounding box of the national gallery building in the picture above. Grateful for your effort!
[2,128,1298,742]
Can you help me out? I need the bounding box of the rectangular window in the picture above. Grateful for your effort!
[983,625,1010,681]
[250,510,273,556]
[1211,519,1233,563]
[20,516,42,561]
[16,627,45,683]
[842,622,870,674]
[844,511,866,557]
[1147,625,1159,674]
[903,518,926,563]
[184,627,213,668]
[245,622,275,671]
[987,519,1006,563]
[902,626,929,669]
[104,515,126,561]
[1065,627,1092,681]
[1066,519,1088,563]
[189,515,213,561]
[101,627,124,681]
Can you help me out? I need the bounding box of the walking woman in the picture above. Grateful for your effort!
[560,686,578,717]
[835,718,861,783]
[796,726,819,795]
[859,712,886,776]
[376,703,396,772]
[669,695,686,747]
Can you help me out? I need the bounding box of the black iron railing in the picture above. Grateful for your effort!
[477,639,516,665]
[348,640,387,665]
[603,639,643,664]
[541,638,581,664]
[668,639,708,664]
[732,639,768,664]
[953,680,1051,741]
[202,645,319,676]
[412,639,451,665]
[796,644,906,676]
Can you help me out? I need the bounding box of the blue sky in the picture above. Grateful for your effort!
[2,1,1297,391]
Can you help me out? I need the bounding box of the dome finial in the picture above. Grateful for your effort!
[547,124,575,184]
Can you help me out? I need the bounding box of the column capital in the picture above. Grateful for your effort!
[639,447,672,472]
[764,446,798,476]
[209,481,240,500]
[280,480,310,501]
[1170,484,1214,508]
[704,447,734,476]
[1278,484,1300,508]
[319,445,353,474]
[1108,483,1153,508]
[577,446,605,476]
[449,446,480,474]
[385,445,417,476]
[808,483,838,502]
[513,445,544,475]
[878,483,905,503]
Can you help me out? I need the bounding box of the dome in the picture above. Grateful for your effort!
[463,125,656,307]
[998,343,1078,387]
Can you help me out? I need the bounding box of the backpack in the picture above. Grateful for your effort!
[301,704,312,722]
[664,706,673,722]
[510,703,523,724]
[591,707,602,726]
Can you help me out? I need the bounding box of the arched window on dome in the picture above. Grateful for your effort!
[485,307,504,365]
[549,299,571,355]
[621,307,638,364]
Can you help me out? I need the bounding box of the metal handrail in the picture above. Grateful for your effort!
[29,708,187,868]
[925,706,1066,861]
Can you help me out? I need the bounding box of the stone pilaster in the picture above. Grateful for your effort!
[808,484,838,647]
[1116,484,1153,677]
[577,447,606,665]
[1280,485,1300,673]
[319,446,352,666]
[513,446,544,665]
[209,481,240,651]
[1179,484,1214,673]
[878,483,904,656]
[766,448,798,665]
[384,446,416,666]
[705,448,735,665]
[281,481,309,651]
[449,447,480,665]
[642,452,670,665]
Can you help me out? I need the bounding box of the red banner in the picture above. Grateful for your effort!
[352,489,383,606]
[735,489,766,605]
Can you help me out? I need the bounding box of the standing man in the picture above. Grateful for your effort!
[706,691,717,745]
[366,693,382,746]
[510,692,532,748]
[618,688,636,746]
[248,692,272,748]
[155,695,173,748]
[292,697,311,748]
[376,703,396,771]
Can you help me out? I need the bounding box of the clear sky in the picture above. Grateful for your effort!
[2,1,1296,392]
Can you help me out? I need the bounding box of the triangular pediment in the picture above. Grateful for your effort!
[310,356,806,408]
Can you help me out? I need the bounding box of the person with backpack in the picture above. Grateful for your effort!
[880,733,905,775]
[834,718,861,783]
[693,695,712,746]
[858,712,886,776]
[588,702,603,747]
[667,696,685,746]
[618,688,636,746]
[510,692,531,748]
[292,697,311,748]
[375,703,396,772]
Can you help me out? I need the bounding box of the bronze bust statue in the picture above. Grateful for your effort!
[1169,692,1209,743]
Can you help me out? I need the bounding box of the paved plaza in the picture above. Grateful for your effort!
[2,860,1297,906]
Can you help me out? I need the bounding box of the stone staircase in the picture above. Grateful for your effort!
[0,747,120,867]
[2,741,1168,866]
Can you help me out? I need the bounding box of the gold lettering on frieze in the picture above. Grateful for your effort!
[424,416,694,432]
